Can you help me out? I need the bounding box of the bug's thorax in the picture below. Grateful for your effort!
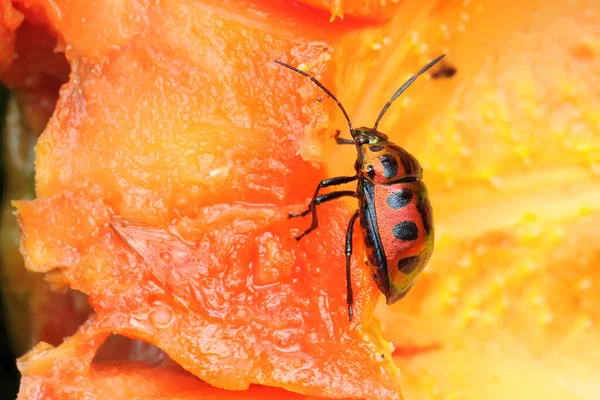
[353,127,423,185]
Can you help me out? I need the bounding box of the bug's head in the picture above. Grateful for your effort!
[353,127,388,145]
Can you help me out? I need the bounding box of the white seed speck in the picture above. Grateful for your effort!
[540,311,554,324]
[532,295,545,306]
[489,176,504,188]
[578,279,592,291]
[460,146,472,157]
[410,31,419,44]
[208,166,230,177]
[457,254,473,268]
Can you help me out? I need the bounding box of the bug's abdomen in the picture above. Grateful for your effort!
[372,181,434,304]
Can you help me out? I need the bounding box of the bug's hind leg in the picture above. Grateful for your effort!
[345,210,359,322]
[334,129,355,145]
[294,190,356,240]
[289,175,357,219]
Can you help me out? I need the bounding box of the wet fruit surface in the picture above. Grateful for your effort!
[5,0,402,398]
[1,0,599,399]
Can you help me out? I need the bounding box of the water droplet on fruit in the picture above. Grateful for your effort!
[159,251,172,262]
[149,304,174,329]
[129,316,147,330]
[273,343,301,353]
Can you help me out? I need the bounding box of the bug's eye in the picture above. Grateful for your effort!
[370,133,388,143]
[356,136,368,144]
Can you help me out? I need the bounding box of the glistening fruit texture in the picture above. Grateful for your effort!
[1,0,599,399]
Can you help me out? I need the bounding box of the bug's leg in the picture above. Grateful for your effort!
[345,210,359,322]
[295,190,356,240]
[334,129,355,145]
[289,175,357,218]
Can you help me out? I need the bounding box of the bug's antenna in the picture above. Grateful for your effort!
[372,55,445,131]
[274,60,355,138]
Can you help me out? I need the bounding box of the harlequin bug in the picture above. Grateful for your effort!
[275,55,443,321]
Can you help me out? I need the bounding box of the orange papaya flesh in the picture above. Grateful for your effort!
[387,211,600,399]
[16,191,398,398]
[323,0,600,398]
[298,0,402,21]
[7,0,600,398]
[17,320,348,400]
[19,363,327,400]
[11,0,403,398]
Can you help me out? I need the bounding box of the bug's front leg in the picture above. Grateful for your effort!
[334,129,355,145]
[289,175,357,219]
[345,210,359,322]
[294,190,356,240]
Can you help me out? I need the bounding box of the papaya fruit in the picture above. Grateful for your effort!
[0,0,598,399]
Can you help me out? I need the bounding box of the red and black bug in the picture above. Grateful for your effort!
[275,55,443,321]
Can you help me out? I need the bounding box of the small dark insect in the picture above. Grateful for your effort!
[274,56,441,321]
[431,62,457,79]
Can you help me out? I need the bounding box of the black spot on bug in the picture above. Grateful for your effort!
[431,63,457,79]
[416,194,432,235]
[397,255,420,275]
[380,154,398,179]
[386,188,413,209]
[366,164,376,179]
[392,221,418,241]
[369,145,385,152]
